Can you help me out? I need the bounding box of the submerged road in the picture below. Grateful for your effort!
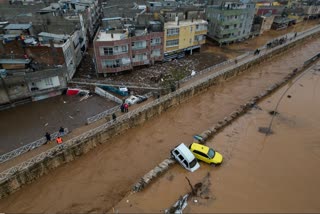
[0,37,319,213]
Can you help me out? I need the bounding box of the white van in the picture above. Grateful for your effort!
[171,143,200,172]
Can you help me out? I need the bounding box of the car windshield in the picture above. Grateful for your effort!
[189,158,197,168]
[208,148,215,159]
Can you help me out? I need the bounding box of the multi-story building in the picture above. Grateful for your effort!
[163,18,207,60]
[206,1,255,45]
[93,23,164,75]
[251,14,275,35]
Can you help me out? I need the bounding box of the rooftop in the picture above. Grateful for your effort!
[96,31,127,41]
[165,19,207,28]
[4,24,32,30]
[38,32,70,41]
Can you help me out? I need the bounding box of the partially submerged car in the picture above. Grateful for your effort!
[171,143,200,172]
[189,142,223,165]
[125,95,148,106]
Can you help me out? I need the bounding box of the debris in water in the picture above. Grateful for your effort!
[299,84,304,87]
[69,116,74,119]
[44,123,48,126]
[287,95,292,98]
[193,199,198,203]
[258,127,273,135]
[269,110,279,116]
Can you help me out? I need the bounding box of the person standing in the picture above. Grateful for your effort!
[59,126,65,136]
[124,103,129,112]
[56,136,63,144]
[112,113,117,121]
[120,103,125,113]
[45,132,51,144]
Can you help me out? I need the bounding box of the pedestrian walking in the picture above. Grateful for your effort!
[56,136,63,144]
[59,126,65,136]
[45,132,51,144]
[124,103,129,112]
[112,113,117,121]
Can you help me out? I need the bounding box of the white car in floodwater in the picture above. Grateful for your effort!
[171,143,200,172]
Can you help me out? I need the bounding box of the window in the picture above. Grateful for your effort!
[166,39,179,47]
[45,78,53,86]
[208,148,216,159]
[194,35,205,41]
[234,24,237,28]
[190,26,193,32]
[193,150,206,157]
[103,47,113,55]
[132,53,147,62]
[167,28,179,36]
[174,150,179,155]
[151,38,161,46]
[189,38,192,44]
[178,155,184,161]
[151,49,161,57]
[189,158,197,168]
[132,41,147,50]
[183,160,188,167]
[225,25,229,29]
[103,59,120,68]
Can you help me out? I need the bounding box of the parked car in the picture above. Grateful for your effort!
[125,95,148,106]
[171,143,200,172]
[189,142,223,165]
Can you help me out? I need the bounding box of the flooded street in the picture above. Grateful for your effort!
[114,62,320,213]
[0,95,117,153]
[0,36,319,213]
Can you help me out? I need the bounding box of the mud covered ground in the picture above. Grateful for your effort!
[0,95,117,153]
[74,20,320,86]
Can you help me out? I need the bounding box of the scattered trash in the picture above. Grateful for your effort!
[44,123,48,126]
[69,116,74,119]
[126,200,129,203]
[193,199,198,203]
[63,101,67,104]
[287,95,292,98]
[191,70,196,76]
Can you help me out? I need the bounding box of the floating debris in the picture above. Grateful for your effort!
[269,110,279,116]
[258,127,273,135]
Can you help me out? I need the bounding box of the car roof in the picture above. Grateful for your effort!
[175,143,196,162]
[190,142,210,154]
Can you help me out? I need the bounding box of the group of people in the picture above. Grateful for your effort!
[45,126,65,145]
[120,102,129,113]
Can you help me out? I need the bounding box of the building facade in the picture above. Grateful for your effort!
[93,28,164,75]
[206,1,255,45]
[163,19,207,60]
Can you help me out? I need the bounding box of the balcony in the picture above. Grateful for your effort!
[102,64,132,73]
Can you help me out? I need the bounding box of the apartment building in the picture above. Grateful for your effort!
[93,24,164,75]
[163,18,207,60]
[206,1,255,45]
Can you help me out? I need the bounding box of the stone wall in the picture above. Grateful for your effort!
[0,30,319,199]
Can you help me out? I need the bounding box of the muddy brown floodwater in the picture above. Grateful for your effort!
[114,62,320,213]
[0,37,319,213]
[0,95,117,154]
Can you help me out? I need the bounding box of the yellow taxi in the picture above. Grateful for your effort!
[189,142,223,165]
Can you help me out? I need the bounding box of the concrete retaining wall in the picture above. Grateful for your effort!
[0,31,319,199]
[132,52,320,192]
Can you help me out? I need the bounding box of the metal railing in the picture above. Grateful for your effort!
[86,91,154,124]
[0,128,69,164]
[0,25,319,183]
